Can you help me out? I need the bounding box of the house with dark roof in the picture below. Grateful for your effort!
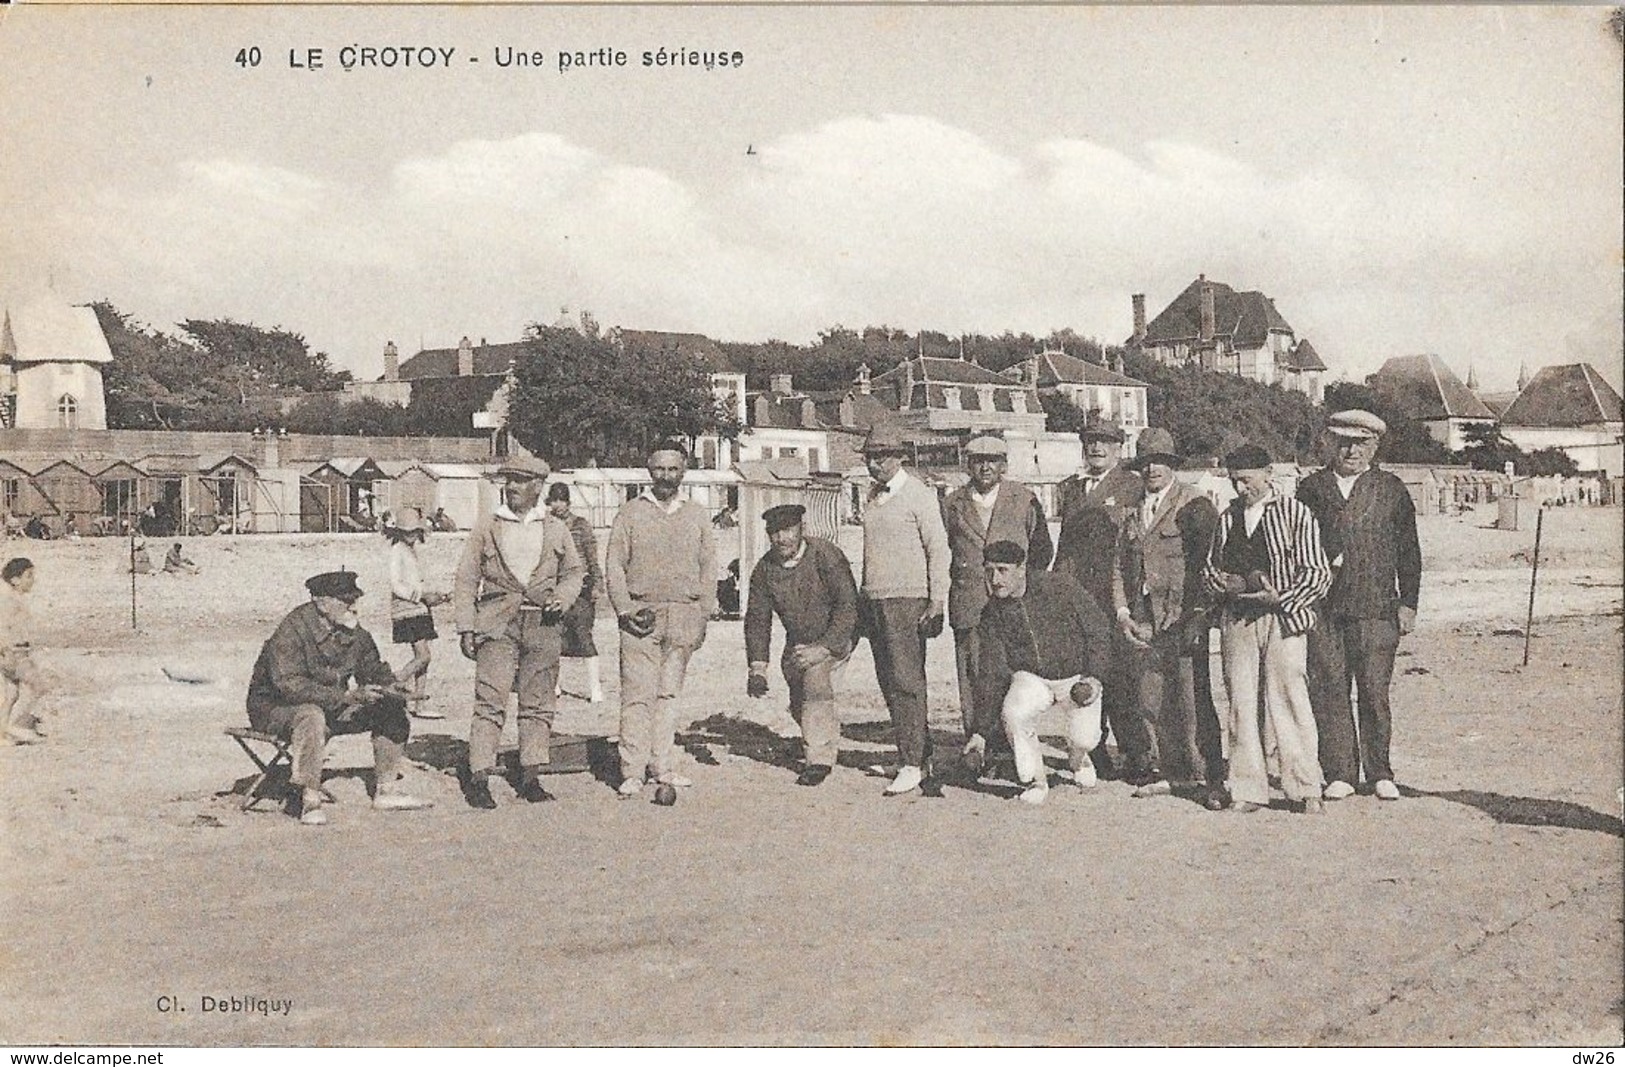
[1005,348,1150,454]
[1369,353,1498,452]
[869,354,1046,435]
[1498,363,1624,477]
[1128,276,1326,402]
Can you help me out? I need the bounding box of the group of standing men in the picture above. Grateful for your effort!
[244,407,1419,823]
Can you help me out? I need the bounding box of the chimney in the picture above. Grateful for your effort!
[383,340,399,382]
[457,336,474,377]
[1132,294,1147,345]
[752,393,771,427]
[1198,277,1216,343]
[770,372,794,396]
[855,363,872,395]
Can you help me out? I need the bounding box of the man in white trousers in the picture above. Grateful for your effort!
[973,540,1115,805]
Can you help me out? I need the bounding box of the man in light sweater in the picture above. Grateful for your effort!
[857,425,950,797]
[606,444,717,798]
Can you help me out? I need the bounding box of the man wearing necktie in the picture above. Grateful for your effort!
[1110,428,1223,806]
[1052,419,1146,783]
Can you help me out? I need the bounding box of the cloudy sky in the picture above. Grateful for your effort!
[1,5,1620,391]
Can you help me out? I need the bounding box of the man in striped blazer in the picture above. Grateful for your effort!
[1202,444,1332,814]
[1296,409,1422,803]
[941,435,1053,776]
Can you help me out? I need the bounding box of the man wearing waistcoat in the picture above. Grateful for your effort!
[454,454,586,809]
[941,435,1053,777]
[1053,419,1146,783]
[1297,409,1422,803]
[1110,428,1225,806]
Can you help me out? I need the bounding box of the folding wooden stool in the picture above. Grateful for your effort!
[224,727,294,811]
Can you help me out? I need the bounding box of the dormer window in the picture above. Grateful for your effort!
[1011,391,1028,415]
[943,386,962,410]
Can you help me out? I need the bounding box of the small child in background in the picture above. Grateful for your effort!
[385,508,448,718]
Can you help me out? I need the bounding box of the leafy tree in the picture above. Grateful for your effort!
[178,319,350,393]
[505,325,740,467]
[1454,421,1578,476]
[1120,347,1324,464]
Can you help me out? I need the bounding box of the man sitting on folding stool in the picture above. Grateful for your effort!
[974,540,1115,805]
[246,570,431,825]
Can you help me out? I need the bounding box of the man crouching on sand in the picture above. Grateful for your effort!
[974,540,1114,805]
[246,570,431,825]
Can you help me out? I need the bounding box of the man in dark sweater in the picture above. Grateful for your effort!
[1297,409,1422,803]
[743,504,859,786]
[975,540,1114,805]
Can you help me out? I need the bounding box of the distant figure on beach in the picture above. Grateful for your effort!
[163,542,200,575]
[1,558,49,746]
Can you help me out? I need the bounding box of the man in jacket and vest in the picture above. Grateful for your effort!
[1111,428,1225,805]
[454,454,586,809]
[1297,409,1422,803]
[1053,419,1146,783]
[941,435,1053,777]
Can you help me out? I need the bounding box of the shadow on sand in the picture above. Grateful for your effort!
[1404,786,1624,837]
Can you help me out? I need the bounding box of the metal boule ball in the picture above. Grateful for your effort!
[653,783,678,806]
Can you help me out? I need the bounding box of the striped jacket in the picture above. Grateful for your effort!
[1201,493,1332,637]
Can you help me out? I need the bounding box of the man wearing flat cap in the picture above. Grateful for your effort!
[1202,444,1332,814]
[974,539,1114,804]
[857,423,950,796]
[1111,427,1225,804]
[1053,417,1147,784]
[247,570,430,825]
[453,453,585,809]
[743,503,860,785]
[941,434,1052,777]
[1297,409,1421,803]
[606,442,716,798]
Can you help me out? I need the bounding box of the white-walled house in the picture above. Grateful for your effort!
[1498,363,1624,478]
[1,300,112,430]
[1005,349,1150,456]
[1370,353,1498,453]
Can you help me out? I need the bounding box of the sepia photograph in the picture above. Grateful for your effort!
[0,2,1621,1052]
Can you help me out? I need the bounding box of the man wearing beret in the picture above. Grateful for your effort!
[606,443,716,798]
[974,540,1114,804]
[941,435,1053,778]
[1297,409,1422,803]
[1202,445,1332,814]
[247,571,430,825]
[1111,427,1225,805]
[453,453,585,809]
[857,424,950,796]
[1052,418,1147,784]
[743,503,860,785]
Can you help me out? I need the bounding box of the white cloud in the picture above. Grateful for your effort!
[36,114,1621,387]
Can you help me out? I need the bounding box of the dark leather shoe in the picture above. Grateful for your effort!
[795,765,832,787]
[464,776,498,810]
[518,778,556,803]
[1203,786,1230,811]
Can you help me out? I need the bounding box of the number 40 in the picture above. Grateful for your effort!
[235,47,262,68]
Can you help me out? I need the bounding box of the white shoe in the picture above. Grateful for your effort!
[1323,780,1355,800]
[373,791,433,811]
[656,773,693,788]
[617,777,645,798]
[884,765,923,795]
[1074,762,1098,790]
[1132,779,1172,798]
[1018,781,1049,805]
[1374,779,1401,801]
[299,806,328,826]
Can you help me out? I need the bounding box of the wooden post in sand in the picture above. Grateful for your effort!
[1522,506,1544,667]
[128,531,138,630]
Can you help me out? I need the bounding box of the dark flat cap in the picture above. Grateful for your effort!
[306,570,363,602]
[762,504,806,533]
[1131,427,1181,470]
[1223,444,1274,472]
[983,539,1027,566]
